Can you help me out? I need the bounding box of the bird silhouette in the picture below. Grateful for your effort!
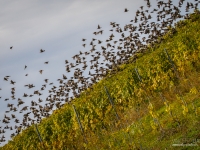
[40,49,45,53]
[124,8,129,12]
[39,70,43,74]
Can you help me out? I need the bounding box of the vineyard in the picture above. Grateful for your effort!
[1,10,200,150]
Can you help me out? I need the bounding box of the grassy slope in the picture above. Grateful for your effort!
[1,11,200,150]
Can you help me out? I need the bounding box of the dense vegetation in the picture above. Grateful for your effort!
[1,11,200,150]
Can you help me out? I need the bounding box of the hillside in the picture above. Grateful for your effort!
[1,9,200,150]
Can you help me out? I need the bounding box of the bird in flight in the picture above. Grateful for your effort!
[10,46,13,49]
[40,49,45,53]
[39,70,43,74]
[10,80,16,85]
[124,8,128,12]
[97,25,101,29]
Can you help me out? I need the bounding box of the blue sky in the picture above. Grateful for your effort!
[0,0,199,146]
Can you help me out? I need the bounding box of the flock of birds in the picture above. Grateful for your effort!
[0,0,200,145]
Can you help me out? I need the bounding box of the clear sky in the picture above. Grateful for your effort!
[0,0,198,146]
